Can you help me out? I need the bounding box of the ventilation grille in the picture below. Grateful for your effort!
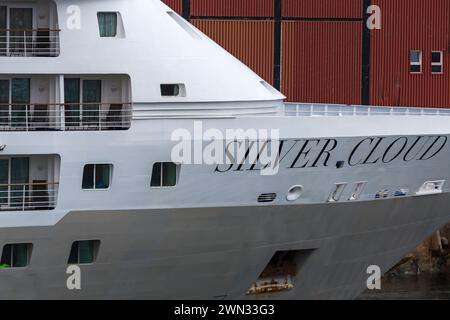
[258,193,277,203]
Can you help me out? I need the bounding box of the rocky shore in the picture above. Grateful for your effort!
[390,224,450,276]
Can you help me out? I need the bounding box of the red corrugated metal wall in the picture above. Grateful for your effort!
[162,0,449,108]
[193,20,275,85]
[371,0,450,108]
[283,0,362,19]
[191,0,274,17]
[281,0,363,104]
[162,0,183,15]
[282,21,362,104]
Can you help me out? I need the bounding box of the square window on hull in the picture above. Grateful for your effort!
[161,84,179,97]
[68,240,100,265]
[160,84,186,97]
[82,164,112,190]
[98,12,118,37]
[151,162,179,187]
[0,243,32,268]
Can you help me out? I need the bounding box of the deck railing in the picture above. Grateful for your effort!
[0,182,59,211]
[0,29,60,57]
[284,103,450,117]
[0,102,132,131]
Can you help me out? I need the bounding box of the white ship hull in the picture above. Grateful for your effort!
[0,111,449,299]
[0,195,449,299]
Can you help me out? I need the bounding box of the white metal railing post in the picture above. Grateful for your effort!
[26,104,29,131]
[32,29,35,56]
[7,184,10,208]
[54,184,57,207]
[8,103,11,128]
[6,30,9,56]
[59,75,66,131]
[23,31,26,56]
[22,185,25,211]
[99,104,102,131]
[80,104,83,128]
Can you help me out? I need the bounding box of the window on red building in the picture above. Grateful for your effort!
[410,50,422,74]
[431,51,443,74]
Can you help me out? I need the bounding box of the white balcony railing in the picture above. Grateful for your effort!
[0,102,132,131]
[0,29,60,57]
[0,182,59,211]
[284,103,450,117]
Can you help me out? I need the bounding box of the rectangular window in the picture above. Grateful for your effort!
[82,164,112,190]
[0,243,32,268]
[151,162,179,187]
[410,50,422,73]
[431,51,443,74]
[98,12,118,37]
[160,84,181,97]
[68,240,100,264]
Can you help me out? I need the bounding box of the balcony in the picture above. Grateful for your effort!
[0,75,132,131]
[0,102,132,131]
[0,29,60,57]
[0,155,60,212]
[0,1,60,57]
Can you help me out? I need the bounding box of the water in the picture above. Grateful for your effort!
[360,274,450,300]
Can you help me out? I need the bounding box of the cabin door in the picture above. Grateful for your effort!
[0,80,9,125]
[9,8,33,56]
[64,79,102,128]
[0,158,29,208]
[64,78,81,128]
[82,80,102,127]
[11,78,30,127]
[0,79,30,127]
[0,6,6,56]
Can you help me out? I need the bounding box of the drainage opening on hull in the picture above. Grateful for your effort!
[247,249,315,296]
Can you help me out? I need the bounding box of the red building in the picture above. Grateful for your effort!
[163,0,449,108]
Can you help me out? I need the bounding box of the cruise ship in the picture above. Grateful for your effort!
[0,0,449,300]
